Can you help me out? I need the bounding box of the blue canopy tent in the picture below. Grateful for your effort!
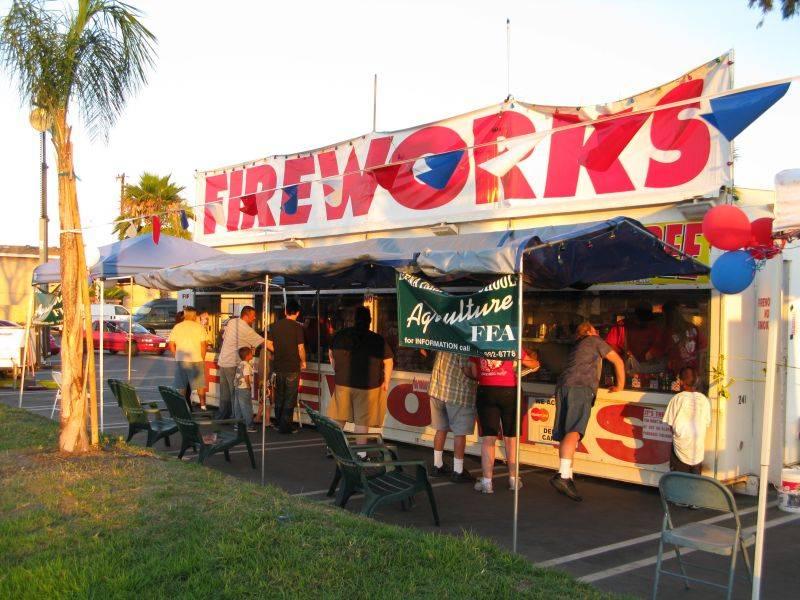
[24,234,223,431]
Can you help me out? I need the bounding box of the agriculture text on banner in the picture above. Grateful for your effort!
[397,273,519,358]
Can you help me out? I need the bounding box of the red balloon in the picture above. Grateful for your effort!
[749,217,774,246]
[702,205,751,250]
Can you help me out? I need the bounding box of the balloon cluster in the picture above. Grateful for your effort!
[702,205,780,294]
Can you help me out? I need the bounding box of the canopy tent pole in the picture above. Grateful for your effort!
[752,261,782,599]
[261,274,271,486]
[512,262,524,553]
[17,291,35,407]
[127,277,133,381]
[99,279,105,433]
[316,290,322,410]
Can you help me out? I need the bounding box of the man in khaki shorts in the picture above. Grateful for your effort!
[328,307,393,441]
[428,351,478,482]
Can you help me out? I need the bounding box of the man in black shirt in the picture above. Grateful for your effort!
[269,300,306,434]
[328,306,393,438]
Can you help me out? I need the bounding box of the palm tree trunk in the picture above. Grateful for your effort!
[52,109,98,451]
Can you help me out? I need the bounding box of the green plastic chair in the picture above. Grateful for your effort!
[302,402,398,497]
[314,411,439,525]
[653,472,754,600]
[158,386,256,468]
[108,378,178,447]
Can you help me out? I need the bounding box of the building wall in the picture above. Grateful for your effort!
[0,254,40,324]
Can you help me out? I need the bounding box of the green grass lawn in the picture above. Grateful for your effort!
[0,404,618,599]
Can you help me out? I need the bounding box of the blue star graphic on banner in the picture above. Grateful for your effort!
[701,82,790,141]
[416,149,464,190]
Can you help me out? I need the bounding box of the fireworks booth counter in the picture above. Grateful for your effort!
[136,53,799,491]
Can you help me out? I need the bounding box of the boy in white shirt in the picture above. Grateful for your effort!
[662,366,711,474]
[234,347,257,433]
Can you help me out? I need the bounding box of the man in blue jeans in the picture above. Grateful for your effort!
[216,306,268,419]
[269,300,306,434]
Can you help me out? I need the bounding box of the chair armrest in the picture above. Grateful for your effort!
[346,433,384,444]
[356,459,425,469]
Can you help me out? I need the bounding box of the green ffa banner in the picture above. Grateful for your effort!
[396,273,519,358]
[33,290,63,325]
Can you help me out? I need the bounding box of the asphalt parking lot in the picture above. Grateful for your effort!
[4,352,798,599]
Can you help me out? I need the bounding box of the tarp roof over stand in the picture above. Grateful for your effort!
[134,218,709,291]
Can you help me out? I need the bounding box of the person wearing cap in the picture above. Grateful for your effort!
[551,321,625,502]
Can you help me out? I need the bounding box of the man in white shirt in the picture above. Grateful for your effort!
[167,307,208,410]
[662,366,711,474]
[216,306,271,419]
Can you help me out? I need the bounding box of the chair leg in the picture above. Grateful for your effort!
[335,481,354,508]
[652,537,665,600]
[163,435,171,448]
[327,467,341,497]
[741,537,754,583]
[244,436,256,469]
[126,425,136,443]
[146,430,156,448]
[50,392,60,419]
[224,449,231,462]
[725,541,739,600]
[361,495,380,518]
[672,545,691,590]
[425,482,440,526]
[178,441,189,460]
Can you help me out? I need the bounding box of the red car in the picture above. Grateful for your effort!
[91,320,167,355]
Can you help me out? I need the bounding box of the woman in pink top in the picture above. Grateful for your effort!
[470,349,540,494]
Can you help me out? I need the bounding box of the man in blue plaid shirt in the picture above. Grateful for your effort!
[427,351,478,482]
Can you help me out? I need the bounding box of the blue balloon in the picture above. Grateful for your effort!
[710,250,756,294]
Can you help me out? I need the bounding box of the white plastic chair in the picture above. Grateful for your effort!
[50,371,63,419]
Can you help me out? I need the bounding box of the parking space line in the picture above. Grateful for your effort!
[536,502,775,568]
[577,513,800,584]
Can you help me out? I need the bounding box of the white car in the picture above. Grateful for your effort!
[91,304,131,324]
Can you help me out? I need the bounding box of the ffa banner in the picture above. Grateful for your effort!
[33,290,63,325]
[397,273,519,359]
[197,54,733,245]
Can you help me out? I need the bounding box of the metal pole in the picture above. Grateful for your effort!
[512,264,524,553]
[316,290,322,410]
[127,277,133,381]
[506,18,511,99]
[18,292,34,407]
[39,131,48,264]
[261,274,270,486]
[99,279,105,434]
[752,260,782,599]
[372,74,377,132]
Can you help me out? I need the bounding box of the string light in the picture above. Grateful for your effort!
[58,69,796,236]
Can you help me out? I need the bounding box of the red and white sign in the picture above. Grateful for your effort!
[197,55,731,245]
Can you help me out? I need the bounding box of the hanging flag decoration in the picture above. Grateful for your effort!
[152,215,161,245]
[283,185,299,215]
[412,149,465,190]
[180,209,190,230]
[321,177,343,208]
[124,222,138,238]
[701,82,790,141]
[479,137,540,177]
[206,200,225,225]
[240,194,259,216]
[373,163,402,190]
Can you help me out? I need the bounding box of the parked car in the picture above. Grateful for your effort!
[91,303,131,324]
[91,320,167,355]
[133,299,177,334]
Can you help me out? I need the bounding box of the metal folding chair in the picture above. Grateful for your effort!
[50,371,63,419]
[653,472,754,600]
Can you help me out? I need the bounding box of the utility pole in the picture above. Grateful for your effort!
[116,173,126,212]
[39,131,48,264]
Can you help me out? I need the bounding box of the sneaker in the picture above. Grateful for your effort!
[509,477,524,491]
[430,464,453,477]
[549,474,582,502]
[246,426,258,433]
[451,469,476,484]
[474,479,494,494]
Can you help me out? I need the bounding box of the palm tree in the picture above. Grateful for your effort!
[113,172,194,240]
[1,1,156,452]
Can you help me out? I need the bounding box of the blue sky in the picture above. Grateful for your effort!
[0,0,798,248]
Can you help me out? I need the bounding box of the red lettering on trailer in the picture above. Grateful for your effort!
[204,173,228,234]
[594,403,671,464]
[683,222,703,257]
[240,164,277,229]
[645,79,710,188]
[387,383,431,427]
[472,112,536,204]
[317,136,393,220]
[280,156,315,225]
[226,169,244,231]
